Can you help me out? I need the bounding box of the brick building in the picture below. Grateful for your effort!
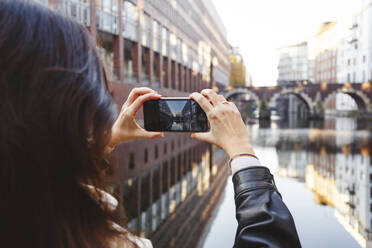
[32,0,231,246]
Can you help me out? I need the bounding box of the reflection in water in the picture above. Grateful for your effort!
[123,145,208,236]
[260,117,372,248]
[118,143,228,248]
[201,117,371,248]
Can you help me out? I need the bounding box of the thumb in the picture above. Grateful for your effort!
[191,132,214,143]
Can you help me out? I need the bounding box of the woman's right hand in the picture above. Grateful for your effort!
[190,89,255,158]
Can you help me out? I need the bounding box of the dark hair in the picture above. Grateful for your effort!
[0,1,131,247]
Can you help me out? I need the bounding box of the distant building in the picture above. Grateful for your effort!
[338,0,372,84]
[276,42,309,116]
[277,42,308,86]
[333,0,372,112]
[307,21,340,112]
[246,73,253,87]
[312,22,339,84]
[229,47,246,88]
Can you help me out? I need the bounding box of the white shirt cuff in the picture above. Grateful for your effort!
[230,156,261,175]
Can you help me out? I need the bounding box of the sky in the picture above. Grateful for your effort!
[212,0,358,86]
[166,100,187,116]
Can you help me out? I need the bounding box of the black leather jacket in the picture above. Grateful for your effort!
[233,166,302,248]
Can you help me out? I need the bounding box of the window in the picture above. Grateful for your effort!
[153,20,161,53]
[141,12,151,47]
[163,57,169,88]
[170,158,176,186]
[56,0,90,26]
[129,153,135,169]
[177,154,182,182]
[153,52,160,88]
[144,148,148,163]
[96,0,119,34]
[97,32,116,81]
[152,164,160,204]
[155,145,159,159]
[171,60,176,89]
[363,55,366,63]
[140,171,151,235]
[164,142,167,154]
[162,161,169,190]
[122,177,139,226]
[347,59,351,66]
[141,46,150,84]
[123,0,138,40]
[124,39,136,83]
[162,27,168,56]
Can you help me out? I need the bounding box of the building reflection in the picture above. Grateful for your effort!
[275,127,372,248]
[116,144,229,247]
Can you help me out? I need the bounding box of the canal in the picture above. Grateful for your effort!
[199,117,372,248]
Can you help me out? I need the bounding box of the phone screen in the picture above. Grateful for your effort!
[143,99,209,132]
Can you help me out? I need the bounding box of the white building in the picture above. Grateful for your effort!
[338,0,372,84]
[335,0,372,112]
[277,42,308,85]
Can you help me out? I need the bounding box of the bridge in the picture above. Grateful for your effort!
[224,82,372,119]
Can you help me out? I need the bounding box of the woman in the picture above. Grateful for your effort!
[0,1,301,247]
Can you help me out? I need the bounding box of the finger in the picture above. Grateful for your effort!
[189,92,213,114]
[228,101,239,111]
[201,89,220,106]
[191,132,213,144]
[136,128,164,139]
[127,92,161,116]
[125,87,155,107]
[217,95,227,103]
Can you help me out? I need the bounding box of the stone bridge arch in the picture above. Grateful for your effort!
[268,87,315,116]
[224,88,260,106]
[323,87,371,111]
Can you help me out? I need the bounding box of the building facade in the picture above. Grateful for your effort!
[312,22,339,84]
[338,0,372,84]
[277,42,308,86]
[336,0,372,112]
[229,47,246,88]
[276,42,309,117]
[32,0,231,246]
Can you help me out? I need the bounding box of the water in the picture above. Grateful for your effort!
[200,117,372,248]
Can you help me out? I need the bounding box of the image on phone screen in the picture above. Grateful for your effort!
[144,99,209,132]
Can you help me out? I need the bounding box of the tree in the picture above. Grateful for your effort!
[259,98,271,120]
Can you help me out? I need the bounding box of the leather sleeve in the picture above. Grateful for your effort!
[232,166,302,248]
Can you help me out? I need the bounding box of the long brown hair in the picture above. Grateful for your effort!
[0,1,130,247]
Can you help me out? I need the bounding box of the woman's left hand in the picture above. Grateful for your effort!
[108,87,163,148]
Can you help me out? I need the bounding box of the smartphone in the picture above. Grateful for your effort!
[143,97,209,132]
